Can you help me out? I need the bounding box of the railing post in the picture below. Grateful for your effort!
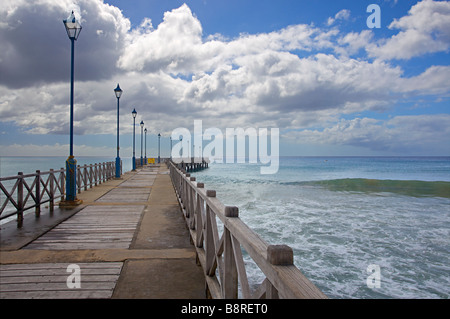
[92,163,98,186]
[98,163,102,185]
[205,190,216,277]
[196,183,205,248]
[61,167,65,201]
[266,245,294,299]
[83,165,87,191]
[90,164,94,187]
[49,169,54,212]
[223,206,239,299]
[35,170,41,217]
[17,172,23,228]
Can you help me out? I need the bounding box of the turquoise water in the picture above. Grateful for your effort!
[192,157,450,299]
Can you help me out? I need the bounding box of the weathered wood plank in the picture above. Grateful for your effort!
[1,281,117,292]
[0,262,122,299]
[24,205,144,250]
[1,290,115,299]
[0,262,122,270]
[0,275,120,284]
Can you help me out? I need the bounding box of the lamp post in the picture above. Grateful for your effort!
[62,11,82,205]
[140,121,144,166]
[170,137,172,160]
[158,133,161,163]
[144,128,147,165]
[132,108,137,171]
[114,84,122,178]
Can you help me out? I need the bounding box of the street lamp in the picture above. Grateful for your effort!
[62,11,82,205]
[158,133,161,163]
[114,84,122,178]
[140,121,144,166]
[170,137,172,160]
[144,128,147,165]
[132,108,137,171]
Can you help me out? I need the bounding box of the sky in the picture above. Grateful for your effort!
[0,0,449,158]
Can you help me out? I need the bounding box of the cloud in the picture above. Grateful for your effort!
[367,0,450,60]
[0,1,449,156]
[327,9,351,26]
[0,0,130,88]
[285,114,450,154]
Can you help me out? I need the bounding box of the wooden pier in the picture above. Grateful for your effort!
[0,164,205,298]
[0,161,326,299]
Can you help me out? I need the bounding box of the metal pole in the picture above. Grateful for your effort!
[132,116,136,171]
[158,134,161,163]
[70,38,74,157]
[140,125,143,166]
[115,95,120,178]
[66,37,77,202]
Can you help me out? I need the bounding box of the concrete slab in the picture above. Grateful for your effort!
[112,259,205,299]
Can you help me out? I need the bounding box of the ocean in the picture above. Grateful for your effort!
[1,156,449,299]
[192,157,450,299]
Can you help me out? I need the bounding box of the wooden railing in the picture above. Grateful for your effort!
[169,161,327,299]
[0,162,116,227]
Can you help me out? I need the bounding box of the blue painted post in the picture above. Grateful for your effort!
[158,133,161,163]
[62,11,82,205]
[140,121,144,166]
[132,109,137,171]
[65,37,77,202]
[144,128,147,165]
[114,84,122,178]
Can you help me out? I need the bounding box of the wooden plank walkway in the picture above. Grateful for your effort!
[0,164,205,299]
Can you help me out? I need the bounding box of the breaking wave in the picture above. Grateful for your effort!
[292,178,450,198]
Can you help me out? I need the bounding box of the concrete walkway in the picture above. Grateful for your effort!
[0,164,205,299]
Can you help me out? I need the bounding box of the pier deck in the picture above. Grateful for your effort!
[0,164,205,299]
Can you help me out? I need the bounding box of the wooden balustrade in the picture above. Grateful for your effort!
[0,161,116,228]
[169,161,327,299]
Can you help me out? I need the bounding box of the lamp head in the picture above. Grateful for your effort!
[63,11,82,40]
[114,84,123,99]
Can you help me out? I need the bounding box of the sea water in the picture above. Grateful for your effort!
[192,157,450,299]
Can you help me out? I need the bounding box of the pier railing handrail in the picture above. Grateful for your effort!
[0,161,116,227]
[169,161,327,299]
